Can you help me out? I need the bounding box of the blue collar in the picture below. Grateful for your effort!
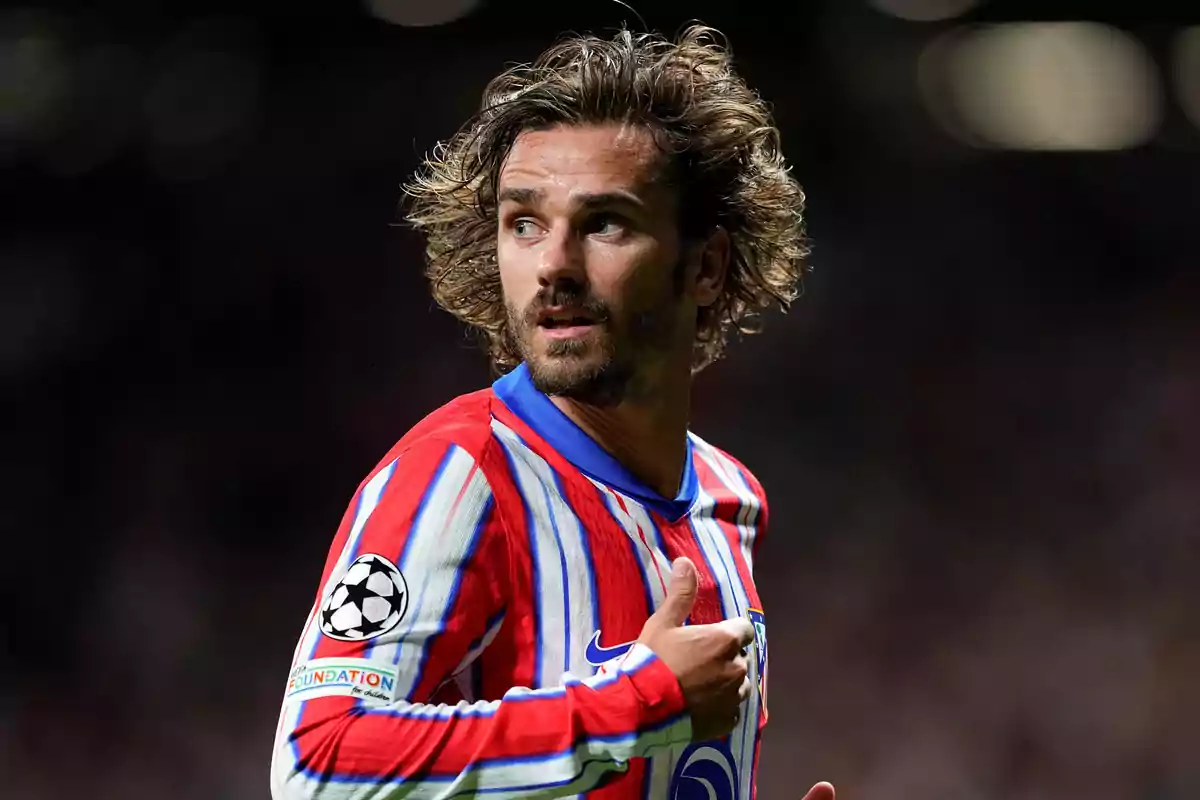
[493,363,698,520]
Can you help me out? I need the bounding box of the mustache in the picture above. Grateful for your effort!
[523,287,610,326]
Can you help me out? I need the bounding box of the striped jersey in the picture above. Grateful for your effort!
[271,363,771,800]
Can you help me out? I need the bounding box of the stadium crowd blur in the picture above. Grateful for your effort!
[4,1,1199,798]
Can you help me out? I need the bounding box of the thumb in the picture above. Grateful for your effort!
[654,557,698,628]
[800,782,835,800]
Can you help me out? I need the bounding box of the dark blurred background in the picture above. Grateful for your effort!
[4,0,1199,798]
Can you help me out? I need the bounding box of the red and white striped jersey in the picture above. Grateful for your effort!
[271,363,771,800]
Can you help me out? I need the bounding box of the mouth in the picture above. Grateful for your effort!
[534,308,601,342]
[536,308,599,330]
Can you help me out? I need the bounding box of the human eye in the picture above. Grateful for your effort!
[510,218,543,238]
[585,213,629,238]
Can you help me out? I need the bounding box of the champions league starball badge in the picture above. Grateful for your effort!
[318,554,409,642]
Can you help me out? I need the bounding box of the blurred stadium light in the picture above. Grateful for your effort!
[142,21,262,180]
[918,22,1162,151]
[870,0,981,23]
[1175,27,1200,132]
[365,0,482,27]
[143,48,260,177]
[0,10,69,155]
[42,42,140,176]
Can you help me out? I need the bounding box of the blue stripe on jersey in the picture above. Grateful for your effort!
[497,442,545,688]
[360,446,457,662]
[692,473,760,799]
[313,683,683,786]
[643,510,695,627]
[686,515,734,617]
[597,489,657,621]
[467,609,506,701]
[640,757,655,800]
[686,505,751,796]
[302,652,684,788]
[493,363,698,520]
[699,522,744,617]
[552,469,602,668]
[305,724,668,790]
[291,458,398,762]
[498,419,603,679]
[308,457,399,663]
[407,493,495,696]
[535,476,573,677]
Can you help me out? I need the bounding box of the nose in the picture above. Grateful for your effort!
[535,225,586,289]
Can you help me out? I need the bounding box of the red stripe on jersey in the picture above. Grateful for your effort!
[489,391,675,800]
[292,653,685,780]
[304,440,468,666]
[292,439,507,762]
[476,433,538,697]
[276,472,370,745]
[430,676,466,706]
[717,448,770,559]
[651,508,727,626]
[750,728,763,800]
[590,760,648,800]
[489,396,574,484]
[276,390,699,797]
[615,492,669,597]
[567,479,655,661]
[492,395,659,656]
[291,460,392,665]
[693,455,761,611]
[408,499,507,701]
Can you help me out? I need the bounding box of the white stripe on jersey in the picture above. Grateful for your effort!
[491,419,600,681]
[451,612,506,701]
[277,645,691,800]
[368,445,493,699]
[589,482,680,799]
[694,439,762,573]
[590,481,672,610]
[627,501,684,800]
[690,440,761,800]
[274,457,398,782]
[292,457,399,668]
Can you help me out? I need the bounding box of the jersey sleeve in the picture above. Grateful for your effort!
[270,439,692,800]
[714,448,770,566]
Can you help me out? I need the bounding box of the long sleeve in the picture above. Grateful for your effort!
[270,439,692,800]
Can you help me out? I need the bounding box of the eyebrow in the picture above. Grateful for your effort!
[496,187,646,212]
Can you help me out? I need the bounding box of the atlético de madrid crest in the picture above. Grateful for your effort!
[748,608,767,711]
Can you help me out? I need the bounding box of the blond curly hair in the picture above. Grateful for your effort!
[403,24,809,373]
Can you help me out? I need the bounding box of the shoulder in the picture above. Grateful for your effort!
[687,431,768,504]
[356,388,510,492]
[688,432,772,558]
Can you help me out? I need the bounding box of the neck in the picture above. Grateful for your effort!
[550,365,692,499]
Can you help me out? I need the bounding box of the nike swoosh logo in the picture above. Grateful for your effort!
[584,630,636,666]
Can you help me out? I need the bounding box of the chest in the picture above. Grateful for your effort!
[497,472,763,683]
[483,465,770,800]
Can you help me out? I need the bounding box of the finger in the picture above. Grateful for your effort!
[732,654,748,675]
[652,558,698,629]
[800,782,836,800]
[716,617,756,651]
[737,674,752,702]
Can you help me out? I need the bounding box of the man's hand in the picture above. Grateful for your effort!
[801,782,836,800]
[637,557,755,742]
[640,559,837,800]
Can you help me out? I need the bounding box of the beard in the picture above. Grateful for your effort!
[506,269,684,407]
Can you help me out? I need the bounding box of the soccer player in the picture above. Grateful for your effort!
[270,25,834,800]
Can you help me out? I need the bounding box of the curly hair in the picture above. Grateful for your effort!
[403,24,809,374]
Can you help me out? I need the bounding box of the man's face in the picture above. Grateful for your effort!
[496,123,693,403]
